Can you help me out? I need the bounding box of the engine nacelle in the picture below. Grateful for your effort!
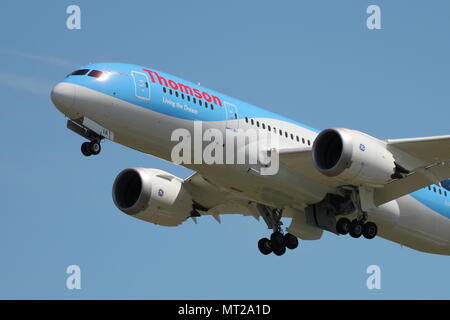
[312,128,396,186]
[112,168,192,226]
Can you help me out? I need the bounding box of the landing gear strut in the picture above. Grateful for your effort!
[81,140,101,157]
[256,204,299,256]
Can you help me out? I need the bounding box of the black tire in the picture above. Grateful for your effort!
[284,233,299,250]
[336,218,351,235]
[349,219,363,238]
[89,141,101,155]
[363,222,378,239]
[81,142,92,156]
[272,245,286,256]
[258,238,272,255]
[270,231,285,247]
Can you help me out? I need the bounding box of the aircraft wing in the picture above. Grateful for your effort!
[183,134,450,218]
[182,172,262,222]
[276,147,343,188]
[374,135,450,205]
[386,135,450,168]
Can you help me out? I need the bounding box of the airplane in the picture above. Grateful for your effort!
[50,62,450,256]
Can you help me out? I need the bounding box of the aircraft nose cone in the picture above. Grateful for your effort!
[51,82,75,114]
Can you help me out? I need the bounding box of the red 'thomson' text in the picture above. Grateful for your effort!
[143,69,223,106]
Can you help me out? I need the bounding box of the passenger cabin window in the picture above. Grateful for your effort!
[71,69,89,76]
[88,70,103,78]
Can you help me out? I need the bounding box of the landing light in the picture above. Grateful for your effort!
[97,72,111,82]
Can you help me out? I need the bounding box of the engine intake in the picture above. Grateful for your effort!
[312,128,396,186]
[113,168,147,214]
[112,168,192,226]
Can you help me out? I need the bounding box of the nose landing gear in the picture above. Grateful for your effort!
[66,119,110,157]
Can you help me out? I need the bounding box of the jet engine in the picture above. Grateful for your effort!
[312,128,396,186]
[112,168,192,226]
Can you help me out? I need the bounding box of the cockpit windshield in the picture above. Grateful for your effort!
[70,69,90,76]
[88,70,103,78]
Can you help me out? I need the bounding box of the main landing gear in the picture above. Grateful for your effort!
[333,187,378,240]
[258,232,299,256]
[256,204,299,256]
[336,217,378,239]
[81,140,101,157]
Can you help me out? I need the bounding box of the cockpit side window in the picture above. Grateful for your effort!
[71,69,90,76]
[88,70,103,78]
[441,179,450,192]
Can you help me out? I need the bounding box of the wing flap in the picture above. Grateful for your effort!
[374,162,450,205]
[387,135,450,168]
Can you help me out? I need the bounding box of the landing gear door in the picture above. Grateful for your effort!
[131,71,151,101]
[225,102,239,131]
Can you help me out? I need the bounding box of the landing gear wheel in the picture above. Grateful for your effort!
[363,222,378,239]
[270,232,286,256]
[349,219,364,238]
[258,238,272,255]
[336,218,351,235]
[284,233,298,250]
[81,142,92,156]
[270,231,285,247]
[272,245,286,256]
[89,141,101,155]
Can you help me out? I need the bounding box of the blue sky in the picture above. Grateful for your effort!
[1,0,450,299]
